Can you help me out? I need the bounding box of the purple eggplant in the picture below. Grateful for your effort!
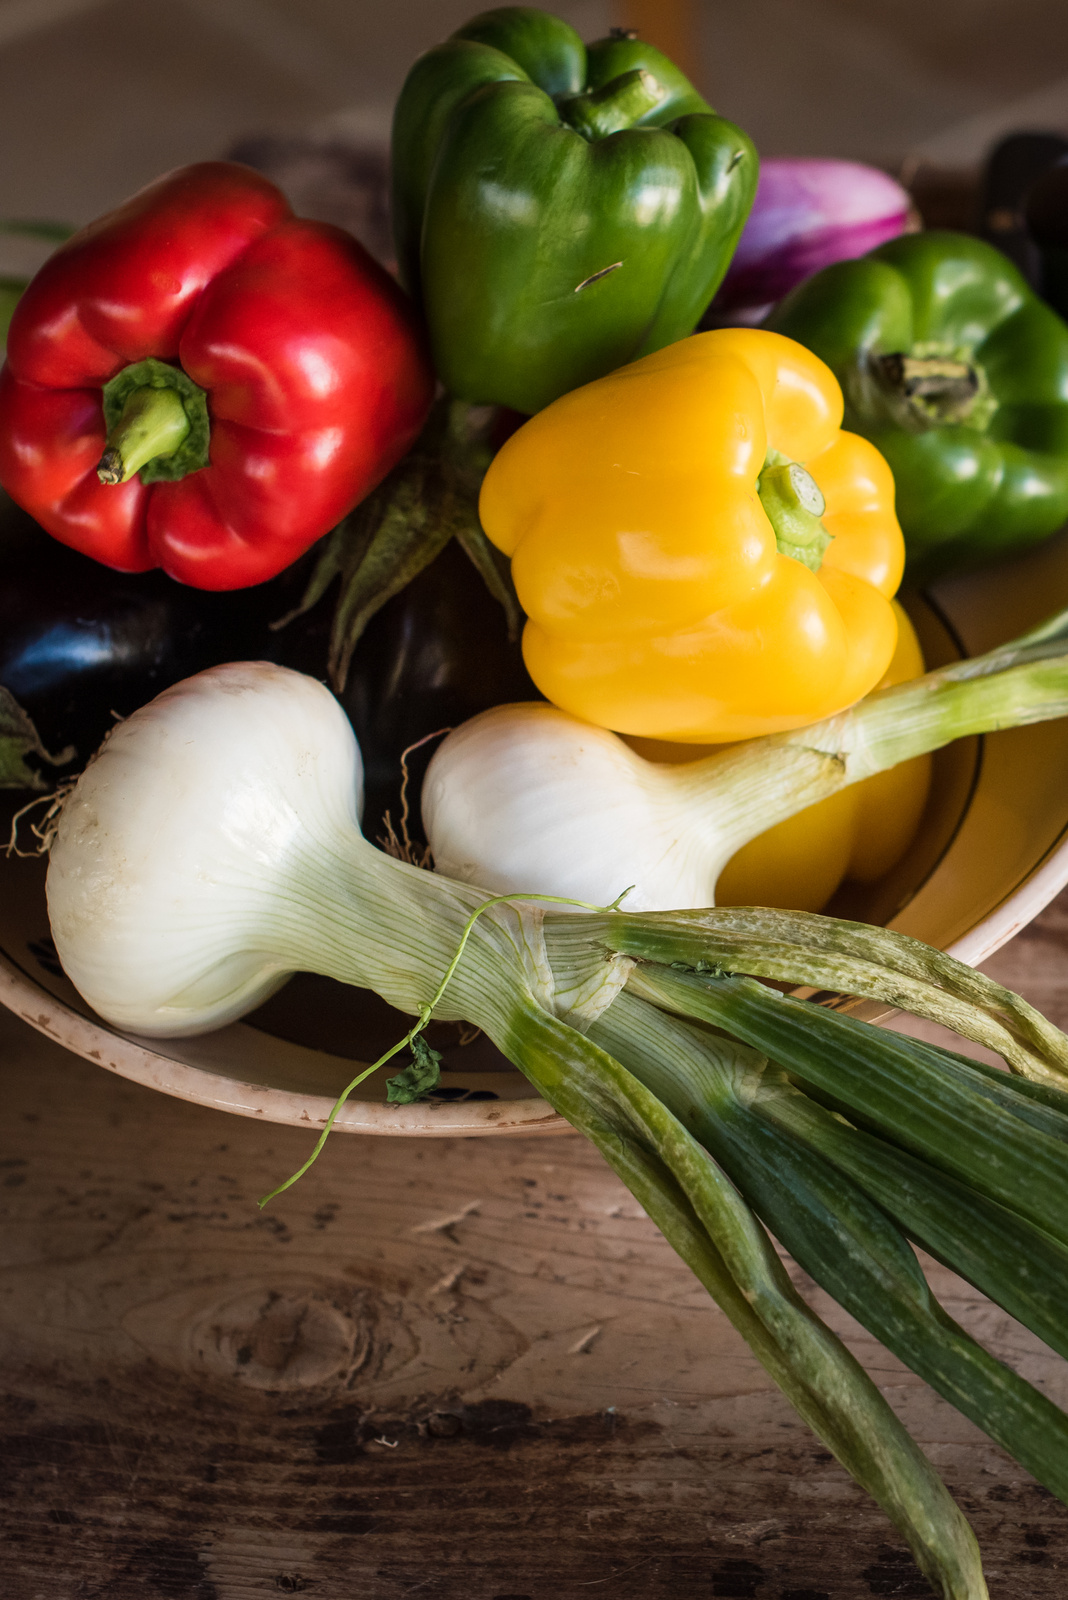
[707,158,912,325]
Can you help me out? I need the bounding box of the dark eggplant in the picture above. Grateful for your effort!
[0,503,532,1072]
[269,535,538,846]
[0,495,303,761]
[0,496,535,836]
[982,132,1068,286]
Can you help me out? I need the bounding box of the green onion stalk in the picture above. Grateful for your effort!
[695,603,1068,841]
[424,601,1068,915]
[37,608,1068,1600]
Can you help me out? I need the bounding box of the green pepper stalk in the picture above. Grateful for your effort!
[94,357,210,487]
[96,385,190,485]
[756,448,833,571]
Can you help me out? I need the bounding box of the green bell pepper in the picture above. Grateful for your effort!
[767,230,1068,581]
[392,6,757,415]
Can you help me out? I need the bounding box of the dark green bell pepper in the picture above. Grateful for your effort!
[767,231,1068,581]
[391,6,757,414]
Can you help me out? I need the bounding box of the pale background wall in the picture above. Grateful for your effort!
[0,0,1063,227]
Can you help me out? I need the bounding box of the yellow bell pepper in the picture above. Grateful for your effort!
[628,602,931,912]
[480,327,906,742]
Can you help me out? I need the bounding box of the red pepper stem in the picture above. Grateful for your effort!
[97,384,191,486]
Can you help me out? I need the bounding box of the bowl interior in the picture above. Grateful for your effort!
[5,530,1068,1134]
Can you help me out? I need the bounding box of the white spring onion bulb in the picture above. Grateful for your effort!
[423,616,1068,911]
[47,663,365,1034]
[45,662,590,1039]
[424,703,717,911]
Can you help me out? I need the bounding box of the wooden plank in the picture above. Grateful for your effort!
[4,900,1068,1597]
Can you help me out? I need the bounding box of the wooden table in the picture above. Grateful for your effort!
[4,898,1068,1599]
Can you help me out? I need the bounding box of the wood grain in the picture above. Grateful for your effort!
[4,900,1068,1598]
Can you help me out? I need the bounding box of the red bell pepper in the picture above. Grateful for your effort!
[0,162,435,588]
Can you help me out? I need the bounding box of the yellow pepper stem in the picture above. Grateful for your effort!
[757,450,833,572]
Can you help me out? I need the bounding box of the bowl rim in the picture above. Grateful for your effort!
[4,818,1068,1139]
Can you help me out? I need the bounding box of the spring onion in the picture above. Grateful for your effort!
[43,659,1068,1598]
[423,603,1068,910]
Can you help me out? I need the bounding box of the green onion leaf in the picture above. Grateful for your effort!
[592,990,1068,1504]
[756,1078,1068,1363]
[629,967,1068,1250]
[502,998,986,1600]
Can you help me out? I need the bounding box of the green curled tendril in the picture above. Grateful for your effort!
[259,884,633,1207]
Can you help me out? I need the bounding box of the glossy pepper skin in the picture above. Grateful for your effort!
[0,162,435,589]
[392,6,757,415]
[767,231,1068,582]
[480,327,905,742]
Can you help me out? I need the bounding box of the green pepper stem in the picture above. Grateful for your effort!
[879,353,978,401]
[97,384,190,485]
[876,352,982,425]
[557,67,665,139]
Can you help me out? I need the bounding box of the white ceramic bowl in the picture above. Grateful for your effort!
[5,530,1068,1137]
